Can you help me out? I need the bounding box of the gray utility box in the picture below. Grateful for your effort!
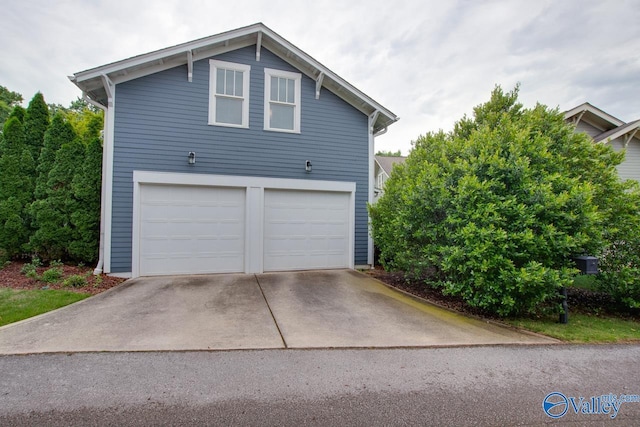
[574,256,598,275]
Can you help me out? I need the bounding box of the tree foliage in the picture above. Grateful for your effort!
[370,86,640,316]
[24,92,50,160]
[0,92,104,264]
[30,138,85,261]
[69,135,103,262]
[0,86,23,129]
[34,113,77,200]
[375,149,403,157]
[0,117,35,257]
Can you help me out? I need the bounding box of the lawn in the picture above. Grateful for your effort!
[0,288,89,327]
[507,313,640,343]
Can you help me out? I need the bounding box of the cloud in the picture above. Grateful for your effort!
[1,0,638,155]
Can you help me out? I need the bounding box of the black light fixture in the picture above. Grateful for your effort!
[188,151,196,165]
[305,160,312,172]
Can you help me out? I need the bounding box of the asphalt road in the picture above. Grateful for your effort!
[1,345,639,426]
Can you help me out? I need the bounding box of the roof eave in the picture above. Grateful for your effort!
[70,23,398,130]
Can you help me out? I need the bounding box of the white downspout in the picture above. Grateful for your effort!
[367,112,379,267]
[81,93,108,275]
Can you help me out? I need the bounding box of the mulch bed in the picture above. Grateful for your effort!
[0,261,126,296]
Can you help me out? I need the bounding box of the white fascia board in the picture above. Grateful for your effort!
[133,171,356,193]
[73,24,263,84]
[595,122,640,144]
[260,31,397,126]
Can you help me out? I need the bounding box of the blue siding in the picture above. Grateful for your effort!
[112,46,369,272]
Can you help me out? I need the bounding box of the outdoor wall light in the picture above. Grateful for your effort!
[188,151,196,165]
[305,160,312,172]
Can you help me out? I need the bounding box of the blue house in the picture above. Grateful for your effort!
[70,23,398,278]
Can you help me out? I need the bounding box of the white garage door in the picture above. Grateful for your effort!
[139,185,245,276]
[264,189,350,271]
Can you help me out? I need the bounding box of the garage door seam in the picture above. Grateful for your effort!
[255,274,288,349]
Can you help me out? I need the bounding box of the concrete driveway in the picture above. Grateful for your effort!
[0,270,555,353]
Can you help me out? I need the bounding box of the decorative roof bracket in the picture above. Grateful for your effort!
[256,31,262,61]
[369,110,380,133]
[187,50,193,82]
[315,72,324,99]
[573,110,586,126]
[624,128,638,148]
[101,74,115,107]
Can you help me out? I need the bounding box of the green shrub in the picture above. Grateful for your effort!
[370,85,638,317]
[63,274,87,288]
[93,274,103,287]
[40,267,63,283]
[49,259,63,268]
[20,262,36,276]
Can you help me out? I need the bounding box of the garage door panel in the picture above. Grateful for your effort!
[264,189,349,271]
[139,185,245,276]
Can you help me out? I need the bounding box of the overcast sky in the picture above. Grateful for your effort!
[2,0,639,154]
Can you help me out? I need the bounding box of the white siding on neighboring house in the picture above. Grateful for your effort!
[609,137,640,183]
[373,155,406,203]
[575,120,604,139]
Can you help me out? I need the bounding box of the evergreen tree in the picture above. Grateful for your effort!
[7,105,25,123]
[30,139,85,260]
[0,86,23,129]
[24,92,50,160]
[70,136,103,262]
[0,117,35,257]
[33,113,77,200]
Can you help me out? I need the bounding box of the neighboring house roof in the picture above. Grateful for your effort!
[375,155,407,177]
[70,22,398,134]
[564,102,640,145]
[564,102,625,131]
[593,119,640,144]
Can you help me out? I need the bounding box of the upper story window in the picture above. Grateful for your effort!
[209,60,250,128]
[376,173,385,190]
[264,68,301,133]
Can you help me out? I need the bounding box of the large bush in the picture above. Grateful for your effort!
[370,86,640,316]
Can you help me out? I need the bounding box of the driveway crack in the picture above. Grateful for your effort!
[255,274,288,348]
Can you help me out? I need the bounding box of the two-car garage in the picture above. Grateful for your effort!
[132,171,354,277]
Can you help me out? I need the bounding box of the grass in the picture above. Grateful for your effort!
[508,313,640,343]
[0,288,89,327]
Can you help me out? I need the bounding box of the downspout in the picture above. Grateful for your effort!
[82,93,108,275]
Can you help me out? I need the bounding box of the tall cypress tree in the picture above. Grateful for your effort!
[33,113,77,200]
[24,92,50,160]
[0,117,35,257]
[70,135,103,262]
[30,138,84,260]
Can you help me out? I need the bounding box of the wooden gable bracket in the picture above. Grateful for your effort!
[315,72,324,99]
[101,74,115,107]
[624,128,638,148]
[256,31,262,62]
[369,110,380,133]
[573,110,586,126]
[187,50,193,82]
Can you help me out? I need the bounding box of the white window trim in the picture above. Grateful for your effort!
[263,68,301,133]
[209,59,250,128]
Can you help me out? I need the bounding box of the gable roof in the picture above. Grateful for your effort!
[375,155,407,176]
[594,119,640,143]
[564,102,640,145]
[564,102,625,132]
[70,23,398,133]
